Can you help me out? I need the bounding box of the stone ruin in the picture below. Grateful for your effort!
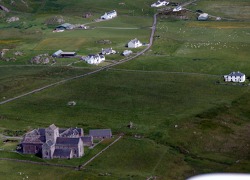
[30,54,53,64]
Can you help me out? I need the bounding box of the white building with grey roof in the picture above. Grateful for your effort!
[128,38,142,48]
[101,10,117,20]
[224,71,246,83]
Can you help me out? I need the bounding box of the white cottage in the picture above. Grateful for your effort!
[101,10,117,20]
[128,39,142,48]
[101,48,116,55]
[224,71,246,83]
[151,0,169,7]
[84,54,105,64]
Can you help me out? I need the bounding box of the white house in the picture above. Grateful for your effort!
[128,38,142,48]
[84,54,105,65]
[151,0,169,7]
[101,10,117,20]
[122,50,133,56]
[173,6,182,12]
[224,71,246,83]
[101,48,116,55]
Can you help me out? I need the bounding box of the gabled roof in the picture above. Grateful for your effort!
[47,124,57,130]
[129,38,141,44]
[53,50,63,56]
[44,140,54,147]
[107,10,117,15]
[60,128,81,137]
[228,71,245,77]
[81,136,93,143]
[89,129,112,137]
[56,137,81,145]
[53,149,72,157]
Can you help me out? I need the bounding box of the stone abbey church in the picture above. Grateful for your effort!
[21,124,112,159]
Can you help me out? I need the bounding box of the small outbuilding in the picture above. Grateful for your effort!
[198,13,209,21]
[122,50,133,56]
[89,129,112,139]
[224,71,246,83]
[52,50,63,57]
[101,48,116,55]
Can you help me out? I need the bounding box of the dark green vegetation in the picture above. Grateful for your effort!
[0,0,250,179]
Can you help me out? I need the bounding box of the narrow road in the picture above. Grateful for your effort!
[0,14,158,105]
[79,135,123,169]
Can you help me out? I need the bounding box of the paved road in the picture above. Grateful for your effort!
[0,13,158,105]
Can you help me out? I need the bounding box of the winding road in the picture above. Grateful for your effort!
[0,13,158,105]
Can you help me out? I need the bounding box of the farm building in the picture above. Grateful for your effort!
[81,136,94,146]
[56,23,74,30]
[89,129,112,139]
[101,48,116,55]
[128,38,142,48]
[101,10,117,20]
[224,71,246,83]
[84,54,105,64]
[52,50,63,57]
[60,52,77,57]
[52,50,76,57]
[198,13,209,21]
[151,0,169,7]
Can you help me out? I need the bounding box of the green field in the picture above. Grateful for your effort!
[0,0,250,179]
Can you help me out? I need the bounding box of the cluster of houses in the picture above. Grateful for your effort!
[51,38,144,65]
[20,124,112,159]
[151,0,169,7]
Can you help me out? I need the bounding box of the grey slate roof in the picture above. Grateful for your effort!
[52,50,63,57]
[81,136,93,143]
[44,140,54,147]
[89,129,112,137]
[56,137,80,145]
[53,149,72,158]
[228,71,245,77]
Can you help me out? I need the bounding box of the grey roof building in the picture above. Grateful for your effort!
[89,129,112,139]
[21,124,84,159]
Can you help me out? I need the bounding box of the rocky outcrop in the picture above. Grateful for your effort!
[6,16,19,23]
[30,54,53,64]
[45,16,64,25]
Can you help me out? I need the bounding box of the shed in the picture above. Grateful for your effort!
[52,50,63,57]
[89,129,112,139]
[198,13,208,21]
